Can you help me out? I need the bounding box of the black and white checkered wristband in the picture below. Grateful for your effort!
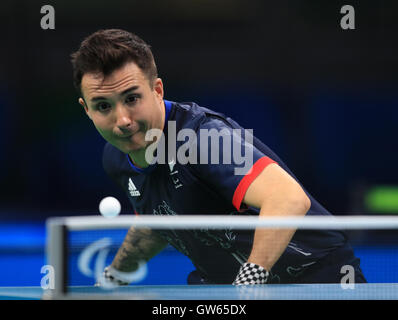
[102,266,130,286]
[233,263,269,285]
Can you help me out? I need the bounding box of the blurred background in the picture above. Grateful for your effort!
[0,0,397,286]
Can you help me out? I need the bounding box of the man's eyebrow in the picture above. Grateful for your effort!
[121,85,139,95]
[90,85,140,102]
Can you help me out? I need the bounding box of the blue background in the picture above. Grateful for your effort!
[1,223,398,286]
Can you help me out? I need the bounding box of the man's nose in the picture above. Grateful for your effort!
[115,105,132,130]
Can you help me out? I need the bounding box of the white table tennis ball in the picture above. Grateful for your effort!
[99,196,121,218]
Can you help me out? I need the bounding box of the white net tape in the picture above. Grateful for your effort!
[48,215,398,230]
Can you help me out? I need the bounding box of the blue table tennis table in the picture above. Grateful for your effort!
[0,284,397,300]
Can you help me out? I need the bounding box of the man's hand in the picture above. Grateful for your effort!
[95,266,130,287]
[94,227,168,289]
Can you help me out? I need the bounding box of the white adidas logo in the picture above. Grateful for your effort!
[128,178,141,197]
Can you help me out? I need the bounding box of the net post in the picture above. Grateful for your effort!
[45,218,68,299]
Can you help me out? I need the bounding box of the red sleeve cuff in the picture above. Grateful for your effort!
[232,157,277,211]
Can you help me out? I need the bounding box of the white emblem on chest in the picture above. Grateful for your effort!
[168,158,183,189]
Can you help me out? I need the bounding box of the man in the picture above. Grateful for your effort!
[71,29,366,285]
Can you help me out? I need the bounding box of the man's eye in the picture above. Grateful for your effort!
[125,95,139,104]
[96,102,111,112]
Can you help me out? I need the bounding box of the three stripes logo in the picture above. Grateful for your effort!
[128,178,141,197]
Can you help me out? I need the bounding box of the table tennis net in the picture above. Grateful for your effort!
[45,214,398,299]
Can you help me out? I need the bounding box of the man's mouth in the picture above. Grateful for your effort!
[118,133,133,139]
[116,122,147,141]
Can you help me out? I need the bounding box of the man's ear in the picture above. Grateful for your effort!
[79,97,91,120]
[153,78,164,100]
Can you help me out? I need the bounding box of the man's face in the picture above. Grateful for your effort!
[79,61,165,158]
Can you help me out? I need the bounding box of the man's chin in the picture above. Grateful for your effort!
[111,140,145,154]
[124,144,146,154]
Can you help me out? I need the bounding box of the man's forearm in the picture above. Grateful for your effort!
[247,197,310,271]
[241,163,311,272]
[111,227,168,272]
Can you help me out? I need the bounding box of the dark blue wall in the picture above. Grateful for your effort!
[0,2,397,220]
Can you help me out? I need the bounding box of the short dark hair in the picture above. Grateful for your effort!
[71,29,158,94]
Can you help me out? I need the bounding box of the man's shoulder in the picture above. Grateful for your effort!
[102,142,127,176]
[171,100,235,131]
[172,100,227,119]
[103,142,122,157]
